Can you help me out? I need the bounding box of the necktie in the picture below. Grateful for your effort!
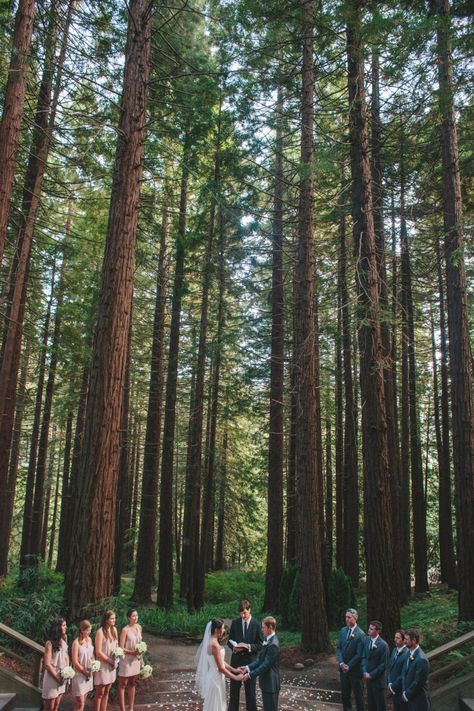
[244,621,248,639]
[347,628,351,641]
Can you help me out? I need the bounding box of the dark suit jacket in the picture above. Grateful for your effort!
[228,617,263,667]
[336,625,365,676]
[401,647,432,710]
[248,634,280,694]
[388,646,409,690]
[362,636,389,687]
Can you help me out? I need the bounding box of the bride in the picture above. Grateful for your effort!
[195,619,242,711]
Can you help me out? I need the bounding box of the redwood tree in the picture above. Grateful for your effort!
[65,0,152,617]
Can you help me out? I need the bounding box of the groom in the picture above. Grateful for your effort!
[241,616,280,711]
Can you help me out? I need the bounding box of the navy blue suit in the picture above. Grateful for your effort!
[400,647,432,710]
[362,636,389,711]
[387,646,409,711]
[336,625,365,711]
[248,635,280,711]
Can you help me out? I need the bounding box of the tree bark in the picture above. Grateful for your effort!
[0,0,36,268]
[56,410,73,573]
[346,0,400,641]
[133,187,170,603]
[324,419,333,579]
[157,138,190,609]
[436,0,474,620]
[214,425,228,571]
[263,86,285,612]
[294,0,329,653]
[65,0,152,617]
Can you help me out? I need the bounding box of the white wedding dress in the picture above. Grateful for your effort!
[202,648,226,711]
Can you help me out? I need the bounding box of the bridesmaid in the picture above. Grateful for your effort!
[41,617,69,711]
[71,620,94,711]
[93,610,118,711]
[118,608,142,711]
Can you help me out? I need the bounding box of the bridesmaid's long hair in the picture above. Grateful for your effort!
[101,610,117,641]
[47,616,66,653]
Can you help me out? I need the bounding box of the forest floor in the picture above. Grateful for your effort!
[129,630,342,710]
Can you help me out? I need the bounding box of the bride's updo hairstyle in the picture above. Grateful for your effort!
[211,619,224,635]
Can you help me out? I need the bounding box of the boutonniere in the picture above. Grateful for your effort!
[262,641,268,647]
[349,632,355,639]
[373,644,377,650]
[409,653,415,661]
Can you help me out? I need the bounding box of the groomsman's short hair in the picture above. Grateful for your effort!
[263,616,276,630]
[239,600,251,612]
[370,620,383,632]
[346,608,358,619]
[405,628,420,644]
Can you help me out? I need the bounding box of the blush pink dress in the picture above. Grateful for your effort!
[118,625,142,678]
[41,639,69,699]
[93,633,117,686]
[71,638,94,696]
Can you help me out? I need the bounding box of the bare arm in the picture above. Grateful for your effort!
[43,641,61,684]
[71,640,88,677]
[94,629,113,667]
[211,643,241,680]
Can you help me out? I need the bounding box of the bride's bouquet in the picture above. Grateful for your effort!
[111,647,125,667]
[136,641,147,656]
[89,660,101,673]
[139,664,153,679]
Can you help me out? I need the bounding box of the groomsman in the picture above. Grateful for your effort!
[400,629,432,710]
[228,600,263,711]
[336,608,365,711]
[241,616,280,711]
[387,629,409,711]
[362,621,389,711]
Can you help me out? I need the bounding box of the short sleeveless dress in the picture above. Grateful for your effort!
[93,634,117,686]
[71,638,94,696]
[118,625,142,678]
[42,639,69,699]
[203,648,226,711]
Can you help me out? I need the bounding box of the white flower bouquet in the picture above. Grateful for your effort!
[60,665,76,681]
[89,660,101,673]
[136,641,147,655]
[112,647,125,667]
[139,664,153,679]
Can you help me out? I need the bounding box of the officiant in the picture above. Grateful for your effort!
[227,600,264,711]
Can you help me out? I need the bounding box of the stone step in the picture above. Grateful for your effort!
[460,699,474,711]
[0,694,15,711]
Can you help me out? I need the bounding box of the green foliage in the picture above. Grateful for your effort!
[204,570,264,607]
[328,569,357,630]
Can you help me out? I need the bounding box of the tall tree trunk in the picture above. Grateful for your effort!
[371,47,402,600]
[65,0,152,618]
[286,346,297,567]
[0,0,72,529]
[0,0,36,268]
[0,340,30,578]
[263,86,285,612]
[56,409,73,573]
[182,166,218,613]
[40,433,56,560]
[58,365,89,571]
[30,244,68,563]
[156,138,190,609]
[214,425,228,571]
[390,194,410,602]
[434,235,457,588]
[133,188,170,603]
[335,261,344,572]
[324,419,333,579]
[47,444,62,567]
[436,0,474,621]
[346,0,400,641]
[294,0,329,653]
[200,208,226,578]
[19,263,55,570]
[399,160,428,594]
[114,323,133,592]
[339,186,358,586]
